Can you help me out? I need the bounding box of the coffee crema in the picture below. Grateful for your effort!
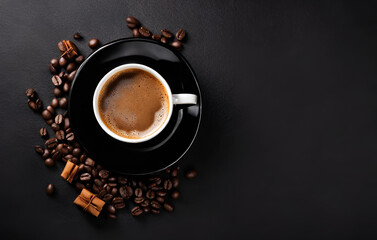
[98,68,169,139]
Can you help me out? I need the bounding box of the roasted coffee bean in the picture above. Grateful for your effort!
[131,180,138,188]
[80,173,91,181]
[34,145,44,154]
[108,177,116,182]
[108,182,117,188]
[156,190,166,197]
[67,70,77,82]
[163,179,173,190]
[119,185,133,199]
[112,197,124,205]
[28,100,38,111]
[139,27,151,38]
[66,62,76,73]
[59,57,67,67]
[83,165,92,172]
[58,71,65,79]
[142,206,150,213]
[85,157,95,167]
[51,75,63,87]
[50,123,59,131]
[105,213,116,219]
[152,34,161,41]
[55,114,63,125]
[146,190,155,199]
[75,55,84,64]
[67,145,73,153]
[41,109,52,120]
[66,133,75,142]
[171,168,179,177]
[99,169,109,179]
[62,154,73,162]
[171,41,182,50]
[161,29,173,38]
[51,98,59,108]
[57,143,69,155]
[63,82,70,93]
[26,88,36,99]
[45,118,53,125]
[72,148,81,157]
[75,182,85,192]
[49,64,58,74]
[45,138,58,149]
[135,188,143,197]
[140,199,150,208]
[105,185,111,193]
[149,177,161,185]
[35,99,43,110]
[151,186,162,191]
[39,127,48,138]
[71,157,79,164]
[56,130,65,141]
[160,37,168,44]
[50,58,59,68]
[126,16,140,28]
[163,202,174,212]
[151,200,161,209]
[94,178,104,186]
[51,151,62,161]
[132,28,141,38]
[78,163,85,172]
[46,105,55,115]
[156,196,165,203]
[53,87,63,97]
[185,169,197,179]
[44,158,54,167]
[131,206,143,216]
[88,38,99,49]
[171,190,180,199]
[92,184,100,194]
[118,176,127,185]
[73,32,82,39]
[138,181,147,191]
[172,177,179,188]
[106,204,116,214]
[176,29,186,41]
[63,117,70,130]
[103,194,113,202]
[46,184,55,195]
[42,149,50,159]
[59,97,68,108]
[80,153,87,163]
[151,209,160,214]
[134,197,145,204]
[110,187,118,196]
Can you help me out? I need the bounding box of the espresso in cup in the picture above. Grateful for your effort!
[93,63,197,143]
[98,68,169,139]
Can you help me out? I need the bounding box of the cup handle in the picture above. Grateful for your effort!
[172,94,198,105]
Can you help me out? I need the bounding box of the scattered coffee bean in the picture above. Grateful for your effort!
[132,28,141,38]
[134,197,145,204]
[185,169,197,179]
[151,200,161,209]
[152,34,161,41]
[35,99,43,110]
[59,57,67,67]
[160,37,168,44]
[51,123,60,131]
[80,173,91,181]
[63,82,70,93]
[51,98,59,108]
[163,179,173,190]
[151,209,160,214]
[49,64,58,74]
[163,202,174,212]
[171,190,180,199]
[45,138,58,149]
[28,100,38,111]
[88,38,99,49]
[126,16,140,28]
[139,27,151,38]
[171,168,179,177]
[53,87,63,97]
[34,145,44,154]
[55,114,63,125]
[66,62,76,73]
[119,185,133,199]
[85,157,95,167]
[131,206,143,216]
[135,188,143,197]
[176,29,186,41]
[66,132,74,141]
[50,58,59,68]
[172,177,179,188]
[107,213,117,219]
[41,109,52,120]
[45,119,53,125]
[156,196,165,203]
[56,130,65,141]
[143,207,151,213]
[75,55,85,64]
[26,88,36,99]
[44,158,54,167]
[40,127,48,138]
[103,194,113,202]
[72,148,81,157]
[156,190,166,197]
[59,97,68,108]
[42,149,50,159]
[110,187,118,196]
[46,105,55,115]
[171,41,182,50]
[67,70,77,82]
[99,169,110,179]
[161,29,173,39]
[51,75,63,87]
[73,32,82,40]
[46,184,55,195]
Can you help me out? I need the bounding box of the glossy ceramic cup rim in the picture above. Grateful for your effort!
[93,63,173,143]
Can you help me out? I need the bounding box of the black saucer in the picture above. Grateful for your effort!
[68,38,202,175]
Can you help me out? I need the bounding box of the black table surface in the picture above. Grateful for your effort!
[2,1,377,239]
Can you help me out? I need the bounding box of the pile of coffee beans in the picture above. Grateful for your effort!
[126,16,186,50]
[27,25,197,219]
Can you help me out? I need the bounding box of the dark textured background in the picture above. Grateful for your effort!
[1,0,377,239]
